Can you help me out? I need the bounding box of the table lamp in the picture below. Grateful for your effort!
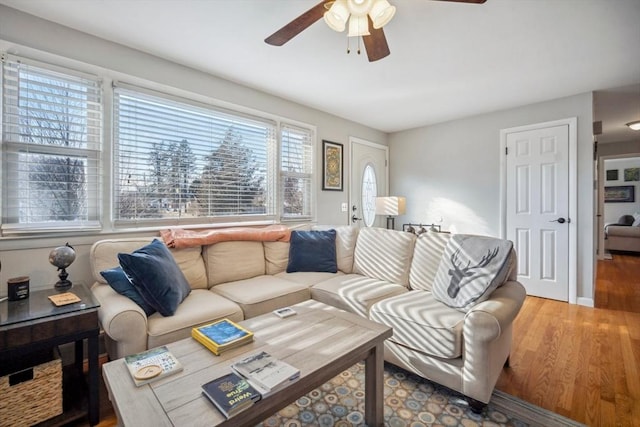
[375,196,406,230]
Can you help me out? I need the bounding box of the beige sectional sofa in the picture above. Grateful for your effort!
[90,226,526,408]
[605,214,640,253]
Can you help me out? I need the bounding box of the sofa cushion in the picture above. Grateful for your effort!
[90,237,207,289]
[210,275,310,318]
[313,225,359,273]
[276,271,343,286]
[409,231,452,291]
[369,291,465,359]
[204,241,266,287]
[353,227,416,286]
[118,239,192,317]
[287,230,337,273]
[432,234,513,312]
[100,266,156,316]
[146,289,243,349]
[311,274,408,317]
[264,241,290,275]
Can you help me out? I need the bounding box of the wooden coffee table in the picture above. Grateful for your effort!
[102,300,392,427]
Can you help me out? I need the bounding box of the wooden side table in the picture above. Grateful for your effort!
[0,283,101,426]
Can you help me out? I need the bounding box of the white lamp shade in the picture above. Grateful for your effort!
[627,120,640,130]
[348,14,371,36]
[369,0,396,29]
[324,0,349,32]
[375,196,406,216]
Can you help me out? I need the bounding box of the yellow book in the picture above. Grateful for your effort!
[192,318,254,355]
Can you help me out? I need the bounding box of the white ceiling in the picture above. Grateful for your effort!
[1,0,639,136]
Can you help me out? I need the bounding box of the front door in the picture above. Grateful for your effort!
[350,138,388,228]
[505,123,571,301]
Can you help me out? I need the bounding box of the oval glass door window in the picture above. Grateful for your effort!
[362,164,377,227]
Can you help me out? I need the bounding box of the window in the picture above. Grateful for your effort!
[1,55,315,235]
[281,125,313,220]
[362,163,377,227]
[113,84,280,226]
[1,55,102,233]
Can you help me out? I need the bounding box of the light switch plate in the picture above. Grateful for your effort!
[341,203,348,212]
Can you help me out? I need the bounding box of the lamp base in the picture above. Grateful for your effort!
[386,216,395,230]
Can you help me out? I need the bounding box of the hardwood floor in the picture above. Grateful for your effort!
[92,254,640,427]
[496,252,640,426]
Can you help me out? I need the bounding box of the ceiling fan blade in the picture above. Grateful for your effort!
[265,0,329,46]
[433,0,487,3]
[362,20,390,62]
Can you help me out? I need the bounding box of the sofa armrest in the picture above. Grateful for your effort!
[462,280,526,342]
[91,282,148,359]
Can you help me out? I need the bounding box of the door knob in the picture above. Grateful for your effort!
[550,217,569,224]
[351,214,361,223]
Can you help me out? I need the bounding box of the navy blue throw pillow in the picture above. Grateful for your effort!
[117,239,191,317]
[100,266,156,316]
[286,230,338,273]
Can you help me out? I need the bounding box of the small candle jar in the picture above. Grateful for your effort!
[8,276,30,301]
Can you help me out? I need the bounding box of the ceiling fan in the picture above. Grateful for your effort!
[265,0,487,62]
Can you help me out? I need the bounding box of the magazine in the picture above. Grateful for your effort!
[231,351,300,394]
[192,318,254,355]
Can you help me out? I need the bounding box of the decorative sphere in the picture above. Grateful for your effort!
[49,243,76,269]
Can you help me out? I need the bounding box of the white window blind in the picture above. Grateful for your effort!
[113,84,278,226]
[1,55,102,233]
[281,124,313,220]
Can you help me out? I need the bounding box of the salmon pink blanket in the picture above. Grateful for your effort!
[160,224,291,249]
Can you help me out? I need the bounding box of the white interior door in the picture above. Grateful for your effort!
[505,124,570,301]
[350,138,388,228]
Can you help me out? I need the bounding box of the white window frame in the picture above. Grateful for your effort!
[1,54,102,234]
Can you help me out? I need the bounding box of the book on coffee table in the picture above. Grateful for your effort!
[201,372,261,418]
[231,351,300,396]
[192,318,254,356]
[124,345,183,387]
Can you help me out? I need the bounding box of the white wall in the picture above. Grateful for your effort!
[0,5,387,294]
[603,157,640,224]
[389,93,595,304]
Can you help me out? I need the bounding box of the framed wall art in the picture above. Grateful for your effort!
[322,140,343,191]
[604,185,635,203]
[624,167,640,182]
[606,169,618,181]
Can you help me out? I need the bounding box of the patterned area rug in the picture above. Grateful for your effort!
[256,362,584,427]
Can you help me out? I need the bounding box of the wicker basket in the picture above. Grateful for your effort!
[0,357,63,427]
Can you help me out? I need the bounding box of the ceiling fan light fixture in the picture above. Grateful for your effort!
[324,0,350,32]
[347,14,371,37]
[369,0,396,29]
[626,120,640,130]
[347,0,373,16]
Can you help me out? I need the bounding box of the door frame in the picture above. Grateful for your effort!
[349,136,389,226]
[499,117,578,304]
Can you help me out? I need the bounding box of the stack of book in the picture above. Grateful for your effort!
[124,346,183,387]
[192,318,254,355]
[231,351,300,397]
[201,372,261,418]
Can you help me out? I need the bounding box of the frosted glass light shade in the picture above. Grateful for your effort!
[627,120,640,130]
[369,0,396,29]
[324,0,349,32]
[348,14,370,37]
[375,196,406,216]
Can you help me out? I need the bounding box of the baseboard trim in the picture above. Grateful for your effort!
[577,297,594,307]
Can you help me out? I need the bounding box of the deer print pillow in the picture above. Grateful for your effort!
[432,234,514,312]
